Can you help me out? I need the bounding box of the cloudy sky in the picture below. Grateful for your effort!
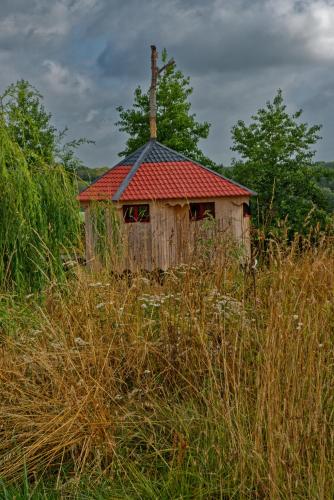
[1,0,334,166]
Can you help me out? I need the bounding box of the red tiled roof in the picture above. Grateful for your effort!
[78,165,131,201]
[77,140,253,203]
[120,162,249,200]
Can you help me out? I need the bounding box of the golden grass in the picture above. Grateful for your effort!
[0,241,333,498]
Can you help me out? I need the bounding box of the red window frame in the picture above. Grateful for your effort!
[189,202,215,221]
[123,204,150,223]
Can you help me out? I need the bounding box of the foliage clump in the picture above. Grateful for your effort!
[0,110,80,293]
[1,79,92,172]
[230,90,333,237]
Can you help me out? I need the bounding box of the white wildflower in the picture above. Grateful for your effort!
[96,302,105,309]
[74,337,89,346]
[63,260,77,268]
[51,341,62,349]
[31,329,42,335]
[128,388,141,399]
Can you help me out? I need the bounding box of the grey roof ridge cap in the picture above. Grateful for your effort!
[154,140,257,196]
[113,143,148,166]
[112,140,153,201]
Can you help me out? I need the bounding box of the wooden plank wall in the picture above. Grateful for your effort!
[84,197,251,271]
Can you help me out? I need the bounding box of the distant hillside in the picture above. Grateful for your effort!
[315,162,334,211]
[76,165,109,192]
[317,161,334,169]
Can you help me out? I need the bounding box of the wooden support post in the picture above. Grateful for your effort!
[149,45,174,140]
[149,45,158,140]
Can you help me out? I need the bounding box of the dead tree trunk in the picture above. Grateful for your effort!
[149,45,158,140]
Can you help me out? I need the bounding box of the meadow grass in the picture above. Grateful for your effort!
[0,239,333,499]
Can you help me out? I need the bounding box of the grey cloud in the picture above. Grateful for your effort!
[97,43,149,78]
[0,0,334,167]
[95,0,325,79]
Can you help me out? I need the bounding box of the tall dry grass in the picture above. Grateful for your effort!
[0,239,333,498]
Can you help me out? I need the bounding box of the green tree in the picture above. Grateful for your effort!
[230,89,332,236]
[1,79,91,171]
[116,49,215,168]
[1,80,56,167]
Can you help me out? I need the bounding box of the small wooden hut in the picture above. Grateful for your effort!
[78,46,255,270]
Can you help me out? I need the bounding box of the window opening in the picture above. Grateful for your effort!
[189,202,215,221]
[123,204,150,223]
[243,203,251,218]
